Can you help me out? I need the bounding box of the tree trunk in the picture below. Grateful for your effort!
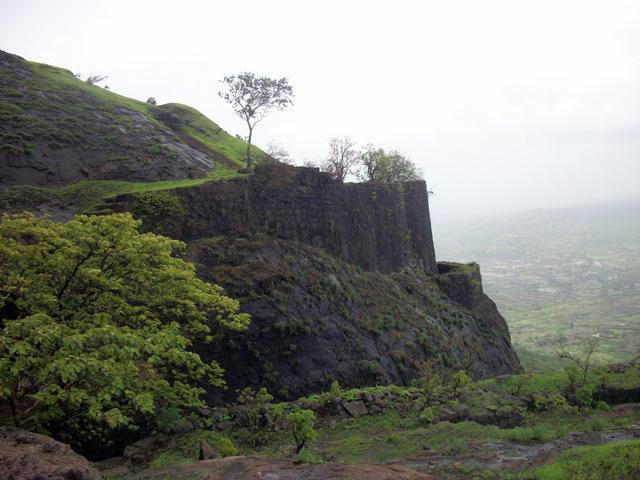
[246,126,253,168]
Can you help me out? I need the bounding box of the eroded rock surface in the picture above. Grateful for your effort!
[188,235,521,403]
[0,427,100,480]
[128,456,439,480]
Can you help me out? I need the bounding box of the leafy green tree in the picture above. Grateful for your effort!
[287,408,317,454]
[0,212,249,447]
[358,145,423,184]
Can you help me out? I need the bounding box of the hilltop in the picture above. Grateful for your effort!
[0,49,264,191]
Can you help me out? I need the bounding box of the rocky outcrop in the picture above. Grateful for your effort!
[0,50,256,186]
[0,427,101,480]
[110,163,438,274]
[188,235,522,403]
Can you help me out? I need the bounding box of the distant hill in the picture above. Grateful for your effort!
[434,200,640,370]
[0,50,264,187]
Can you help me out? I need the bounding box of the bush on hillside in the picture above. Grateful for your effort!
[0,212,249,453]
[130,190,185,237]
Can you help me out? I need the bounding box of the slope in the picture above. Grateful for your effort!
[0,49,264,188]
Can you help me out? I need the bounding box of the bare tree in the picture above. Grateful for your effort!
[558,338,600,387]
[323,136,358,182]
[267,141,292,164]
[219,73,294,167]
[85,74,108,85]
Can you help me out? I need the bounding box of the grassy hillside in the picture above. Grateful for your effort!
[0,50,266,206]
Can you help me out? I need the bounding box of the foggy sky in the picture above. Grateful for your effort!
[1,0,639,218]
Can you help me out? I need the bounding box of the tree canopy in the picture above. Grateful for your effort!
[219,73,294,167]
[358,145,423,183]
[0,212,249,447]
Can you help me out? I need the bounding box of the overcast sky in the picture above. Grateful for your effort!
[2,0,639,218]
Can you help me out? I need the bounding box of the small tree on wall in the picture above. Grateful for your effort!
[219,73,294,167]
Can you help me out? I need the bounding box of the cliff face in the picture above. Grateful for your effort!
[111,164,438,274]
[188,236,521,402]
[106,164,521,401]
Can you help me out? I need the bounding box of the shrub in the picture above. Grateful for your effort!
[588,415,608,432]
[530,393,572,413]
[287,409,317,453]
[0,213,249,453]
[576,384,594,409]
[503,374,530,395]
[450,370,472,398]
[130,191,185,237]
[418,407,436,425]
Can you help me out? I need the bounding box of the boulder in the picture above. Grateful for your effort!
[199,440,219,460]
[174,418,195,434]
[343,401,368,417]
[0,427,101,480]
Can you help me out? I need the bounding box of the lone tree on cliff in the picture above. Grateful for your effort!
[219,73,294,167]
[323,136,359,182]
[358,145,423,183]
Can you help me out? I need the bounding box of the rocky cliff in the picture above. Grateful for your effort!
[105,164,521,401]
[109,163,438,274]
[188,236,521,402]
[1,50,522,403]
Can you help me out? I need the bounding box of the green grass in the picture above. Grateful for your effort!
[0,168,244,212]
[1,51,267,189]
[25,60,266,169]
[530,439,640,480]
[148,451,191,469]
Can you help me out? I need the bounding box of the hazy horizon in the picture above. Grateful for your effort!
[2,0,639,217]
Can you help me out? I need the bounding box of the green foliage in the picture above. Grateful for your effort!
[450,370,472,398]
[417,360,445,407]
[293,448,324,464]
[287,408,317,453]
[130,191,185,237]
[500,374,530,395]
[149,451,191,468]
[531,440,640,480]
[576,383,594,408]
[0,212,249,450]
[529,393,572,413]
[564,366,581,391]
[358,145,423,183]
[418,406,435,425]
[0,169,242,213]
[498,425,557,443]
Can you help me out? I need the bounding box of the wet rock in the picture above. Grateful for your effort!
[594,385,640,405]
[343,401,368,417]
[173,418,195,434]
[199,440,219,460]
